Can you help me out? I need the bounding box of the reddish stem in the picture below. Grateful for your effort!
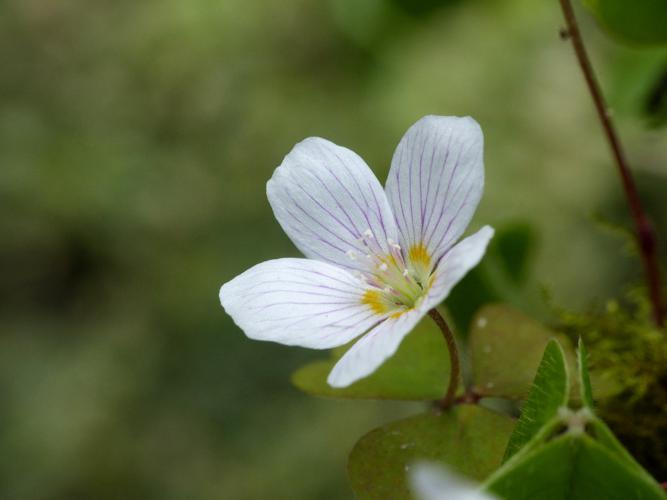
[428,308,460,409]
[557,0,664,326]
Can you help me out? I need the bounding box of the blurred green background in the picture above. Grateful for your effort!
[1,0,666,498]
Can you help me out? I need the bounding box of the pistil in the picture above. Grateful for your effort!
[353,229,435,316]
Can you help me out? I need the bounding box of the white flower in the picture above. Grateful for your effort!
[410,462,498,500]
[219,116,493,387]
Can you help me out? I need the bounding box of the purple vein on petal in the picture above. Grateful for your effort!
[326,147,391,254]
[422,132,454,242]
[428,140,480,253]
[422,143,465,249]
[244,289,361,301]
[293,178,360,241]
[408,127,416,246]
[280,265,364,288]
[421,126,438,230]
[368,183,390,244]
[313,157,381,252]
[417,123,436,238]
[251,304,363,324]
[309,168,365,240]
[395,131,414,245]
[430,183,475,260]
[246,300,358,311]
[231,278,361,297]
[282,204,360,260]
[284,189,364,253]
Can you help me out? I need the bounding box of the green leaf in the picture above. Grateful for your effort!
[583,0,667,45]
[445,222,536,334]
[486,433,667,500]
[493,222,536,285]
[485,337,666,499]
[445,266,500,337]
[587,417,661,481]
[503,340,569,461]
[291,317,450,400]
[607,48,667,127]
[469,304,573,399]
[348,405,515,499]
[577,338,595,410]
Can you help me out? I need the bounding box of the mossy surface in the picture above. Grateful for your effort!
[557,288,667,481]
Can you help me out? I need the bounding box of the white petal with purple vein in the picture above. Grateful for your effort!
[385,116,484,264]
[410,462,497,500]
[327,307,425,387]
[220,258,379,349]
[267,137,399,273]
[424,226,494,310]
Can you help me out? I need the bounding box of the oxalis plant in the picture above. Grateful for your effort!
[220,1,667,498]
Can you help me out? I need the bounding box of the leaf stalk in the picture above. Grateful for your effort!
[428,308,460,409]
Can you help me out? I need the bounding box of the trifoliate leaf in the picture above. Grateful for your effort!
[503,339,569,461]
[486,432,666,500]
[469,304,574,400]
[578,338,595,410]
[348,405,515,499]
[291,317,450,400]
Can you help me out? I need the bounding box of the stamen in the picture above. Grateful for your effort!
[358,240,434,316]
[387,238,402,251]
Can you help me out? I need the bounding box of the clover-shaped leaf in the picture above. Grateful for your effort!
[487,433,666,500]
[577,337,595,410]
[502,339,569,461]
[445,222,536,334]
[469,304,574,400]
[482,339,666,500]
[292,317,450,400]
[349,405,515,499]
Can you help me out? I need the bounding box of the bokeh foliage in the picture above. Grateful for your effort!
[1,0,666,498]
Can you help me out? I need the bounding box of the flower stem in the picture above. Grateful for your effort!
[557,0,664,327]
[428,308,460,409]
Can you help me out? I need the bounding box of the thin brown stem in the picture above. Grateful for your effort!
[558,0,665,327]
[428,308,460,409]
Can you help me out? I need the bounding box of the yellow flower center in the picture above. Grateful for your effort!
[359,241,434,317]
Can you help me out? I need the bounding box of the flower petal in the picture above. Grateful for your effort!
[424,226,494,310]
[410,462,497,500]
[267,137,399,273]
[385,116,485,265]
[327,308,425,387]
[220,258,381,349]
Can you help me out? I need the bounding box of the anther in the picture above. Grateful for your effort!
[387,238,401,251]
